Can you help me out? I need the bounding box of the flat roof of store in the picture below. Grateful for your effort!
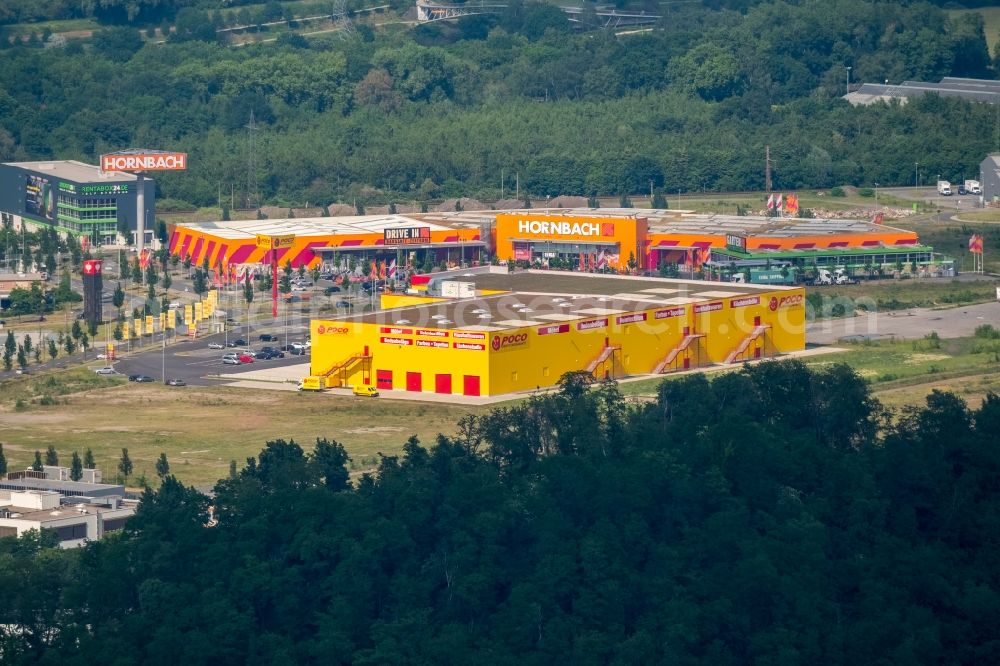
[178,209,910,241]
[4,160,138,183]
[177,214,484,240]
[338,272,789,331]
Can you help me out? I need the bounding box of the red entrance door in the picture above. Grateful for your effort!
[435,374,452,394]
[463,375,480,396]
[376,370,393,390]
[754,315,761,326]
[406,372,422,392]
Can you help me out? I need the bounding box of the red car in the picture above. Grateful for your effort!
[238,354,255,363]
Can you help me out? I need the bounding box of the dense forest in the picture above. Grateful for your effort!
[0,0,997,206]
[1,362,999,663]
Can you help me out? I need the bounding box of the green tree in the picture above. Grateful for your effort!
[16,344,26,369]
[45,445,58,466]
[22,334,32,359]
[113,282,125,318]
[192,269,207,295]
[71,320,83,342]
[155,452,170,479]
[118,448,133,485]
[243,277,254,305]
[131,259,143,285]
[70,451,83,481]
[32,450,43,471]
[48,338,58,361]
[0,443,6,478]
[161,272,172,291]
[83,448,95,469]
[310,437,350,491]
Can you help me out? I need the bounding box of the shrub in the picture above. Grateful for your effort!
[830,186,846,197]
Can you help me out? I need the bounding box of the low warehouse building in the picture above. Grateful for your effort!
[308,270,805,397]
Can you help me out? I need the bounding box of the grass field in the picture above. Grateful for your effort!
[0,368,485,488]
[617,332,1000,406]
[808,278,999,315]
[950,7,1000,54]
[2,329,998,488]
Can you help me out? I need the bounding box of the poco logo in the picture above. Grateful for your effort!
[317,325,349,334]
[491,333,528,351]
[769,294,803,311]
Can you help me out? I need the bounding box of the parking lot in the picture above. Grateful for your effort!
[111,327,312,386]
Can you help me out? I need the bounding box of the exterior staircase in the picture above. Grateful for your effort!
[317,353,371,386]
[586,346,621,377]
[724,325,770,364]
[652,333,705,374]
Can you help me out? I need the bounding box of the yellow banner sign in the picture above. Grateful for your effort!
[145,315,154,334]
[133,318,143,337]
[255,234,295,249]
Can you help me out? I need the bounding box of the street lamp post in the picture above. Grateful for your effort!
[874,182,878,211]
[915,162,919,189]
[846,66,852,95]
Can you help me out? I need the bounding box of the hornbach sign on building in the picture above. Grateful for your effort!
[384,227,431,245]
[101,152,188,171]
[517,220,614,237]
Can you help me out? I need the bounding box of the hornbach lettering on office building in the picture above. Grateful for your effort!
[101,153,187,171]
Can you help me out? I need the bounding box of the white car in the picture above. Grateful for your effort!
[96,353,108,360]
[94,367,117,375]
[222,356,241,365]
[208,342,224,349]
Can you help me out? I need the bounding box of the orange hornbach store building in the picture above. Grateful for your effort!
[307,269,806,397]
[169,208,934,274]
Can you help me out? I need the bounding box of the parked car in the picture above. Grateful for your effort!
[94,367,117,375]
[166,378,186,386]
[96,353,108,360]
[287,346,307,356]
[208,342,225,349]
[128,374,142,381]
[259,334,276,342]
[228,338,247,347]
[222,356,241,365]
[238,354,255,364]
[335,300,352,308]
[134,375,154,383]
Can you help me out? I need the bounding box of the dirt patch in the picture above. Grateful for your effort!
[343,426,406,434]
[904,353,950,364]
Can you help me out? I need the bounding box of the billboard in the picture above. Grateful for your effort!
[101,152,187,172]
[25,175,55,221]
[255,234,295,249]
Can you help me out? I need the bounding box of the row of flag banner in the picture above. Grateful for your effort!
[766,193,799,215]
[118,290,219,339]
[969,234,985,254]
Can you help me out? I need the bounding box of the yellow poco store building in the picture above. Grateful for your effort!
[308,270,806,397]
